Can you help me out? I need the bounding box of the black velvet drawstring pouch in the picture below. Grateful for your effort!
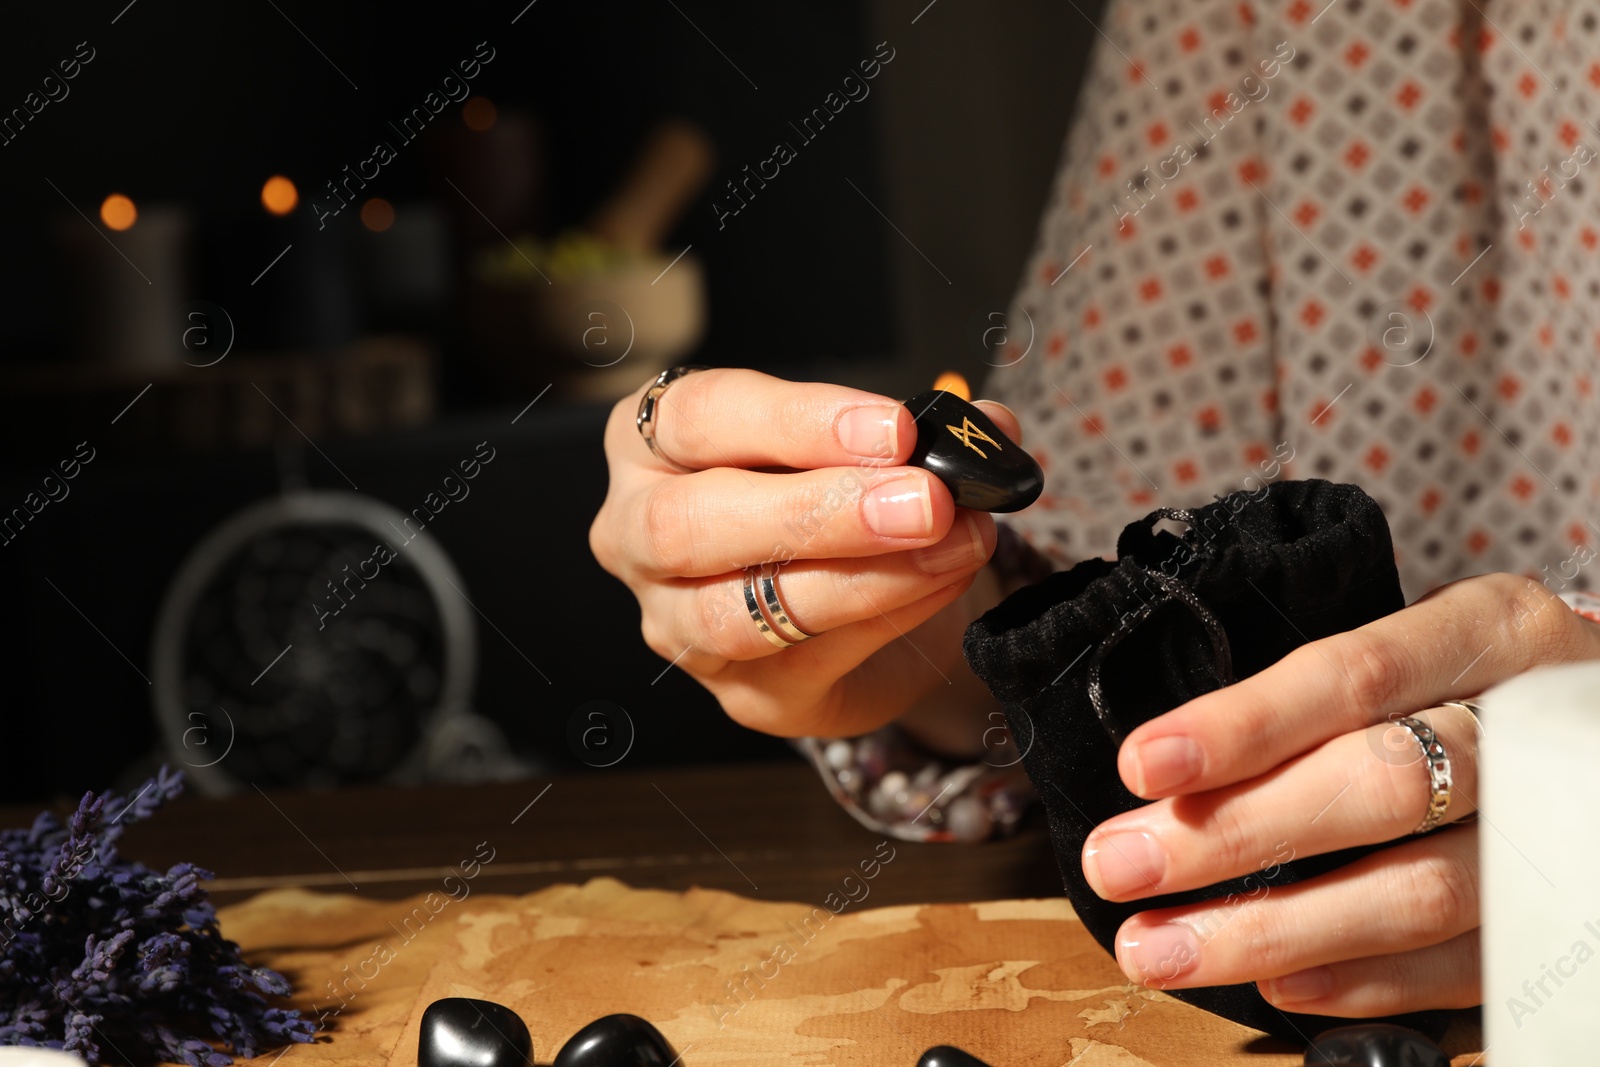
[963,479,1450,1041]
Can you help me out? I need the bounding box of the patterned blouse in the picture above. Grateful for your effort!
[804,0,1600,840]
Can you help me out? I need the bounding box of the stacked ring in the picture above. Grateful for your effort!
[744,564,815,649]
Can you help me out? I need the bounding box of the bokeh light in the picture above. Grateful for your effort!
[261,175,298,215]
[462,97,498,132]
[360,198,395,232]
[99,194,137,231]
[933,371,971,400]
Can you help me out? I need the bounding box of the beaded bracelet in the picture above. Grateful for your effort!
[794,729,1036,843]
[796,521,1060,843]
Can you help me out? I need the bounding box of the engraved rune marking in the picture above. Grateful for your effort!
[947,417,1001,458]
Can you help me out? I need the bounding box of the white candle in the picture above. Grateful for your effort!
[0,1048,90,1067]
[57,200,189,368]
[1481,660,1600,1059]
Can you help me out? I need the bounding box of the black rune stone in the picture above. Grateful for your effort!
[903,390,1044,513]
[917,1045,996,1067]
[1304,1023,1449,1067]
[419,998,532,1067]
[552,1014,678,1067]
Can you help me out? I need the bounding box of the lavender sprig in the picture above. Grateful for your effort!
[0,768,316,1064]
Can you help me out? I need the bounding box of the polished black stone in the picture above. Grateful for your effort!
[552,1014,677,1067]
[1304,1024,1449,1067]
[917,1044,995,1067]
[418,998,532,1067]
[903,390,1043,513]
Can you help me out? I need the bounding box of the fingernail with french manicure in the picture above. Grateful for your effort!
[838,405,903,462]
[1119,922,1200,986]
[1084,830,1166,899]
[912,513,985,575]
[865,475,933,539]
[1131,735,1203,795]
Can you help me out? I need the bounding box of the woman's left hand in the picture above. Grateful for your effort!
[1081,572,1600,1016]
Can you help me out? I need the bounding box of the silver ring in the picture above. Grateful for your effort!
[636,365,710,471]
[1394,716,1453,834]
[759,565,815,644]
[743,565,812,649]
[1440,699,1485,736]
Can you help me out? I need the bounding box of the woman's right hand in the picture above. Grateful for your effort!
[589,367,1022,740]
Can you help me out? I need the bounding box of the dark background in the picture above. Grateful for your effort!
[0,0,1100,803]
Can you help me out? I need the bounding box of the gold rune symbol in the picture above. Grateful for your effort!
[947,417,1001,458]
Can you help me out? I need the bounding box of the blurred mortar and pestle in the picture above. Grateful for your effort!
[464,118,715,401]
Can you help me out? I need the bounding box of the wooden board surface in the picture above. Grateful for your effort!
[221,879,1485,1067]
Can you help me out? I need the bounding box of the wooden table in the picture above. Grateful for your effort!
[2,762,1487,1063]
[2,760,1062,909]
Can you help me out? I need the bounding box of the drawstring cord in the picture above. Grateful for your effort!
[1085,508,1236,747]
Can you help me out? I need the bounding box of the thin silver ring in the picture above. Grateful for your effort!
[1438,700,1483,825]
[1440,699,1485,736]
[743,567,793,649]
[635,364,710,471]
[759,565,816,644]
[1394,715,1453,834]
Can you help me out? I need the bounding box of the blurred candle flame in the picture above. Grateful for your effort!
[100,193,137,231]
[261,175,298,216]
[462,97,498,132]
[932,371,970,400]
[360,198,395,232]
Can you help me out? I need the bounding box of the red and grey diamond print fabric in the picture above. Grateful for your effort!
[985,0,1600,600]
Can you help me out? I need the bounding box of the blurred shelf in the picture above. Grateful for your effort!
[0,335,434,454]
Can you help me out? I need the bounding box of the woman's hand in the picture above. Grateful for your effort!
[1080,572,1600,1015]
[590,368,1021,740]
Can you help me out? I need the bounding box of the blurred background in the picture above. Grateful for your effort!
[0,0,1100,802]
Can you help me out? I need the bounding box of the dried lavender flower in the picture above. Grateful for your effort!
[0,767,316,1064]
